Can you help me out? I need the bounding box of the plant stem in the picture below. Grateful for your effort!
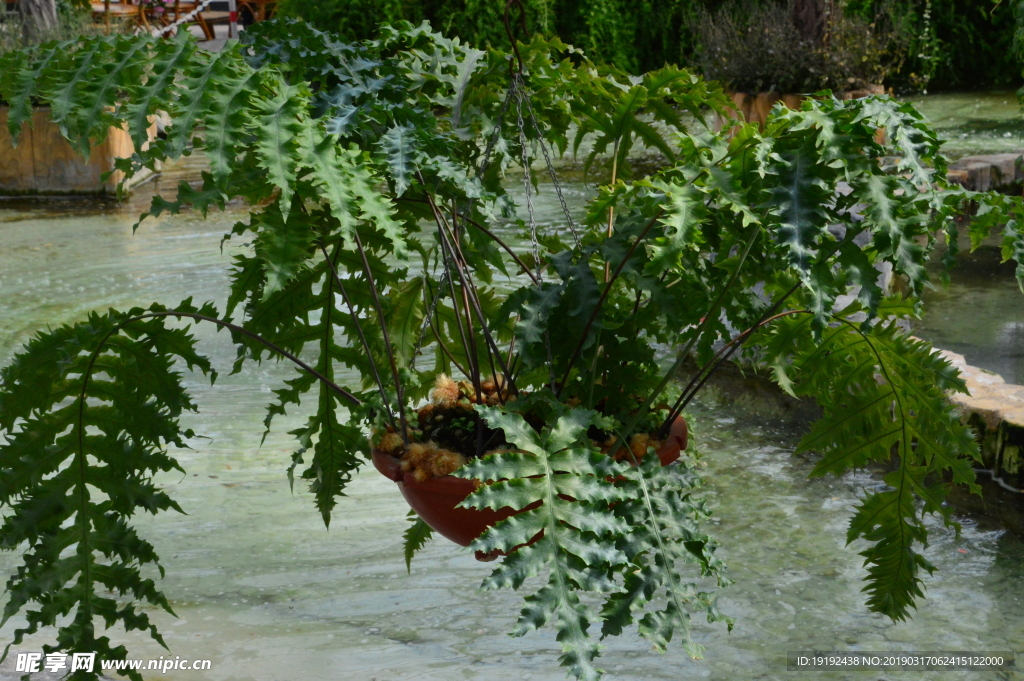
[446,207,540,284]
[604,140,620,284]
[318,241,397,431]
[421,179,518,396]
[430,312,470,377]
[352,230,410,443]
[113,311,361,405]
[584,329,601,409]
[555,207,665,397]
[660,307,805,435]
[607,226,761,459]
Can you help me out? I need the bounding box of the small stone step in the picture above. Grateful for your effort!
[946,152,1024,192]
[936,347,1024,491]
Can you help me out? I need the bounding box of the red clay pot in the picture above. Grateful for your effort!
[371,417,687,560]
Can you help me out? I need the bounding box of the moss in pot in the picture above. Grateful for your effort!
[1,10,1023,681]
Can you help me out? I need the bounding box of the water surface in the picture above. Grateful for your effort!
[901,90,1024,160]
[1,196,1022,680]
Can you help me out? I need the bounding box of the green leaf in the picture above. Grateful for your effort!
[253,201,316,299]
[378,124,417,196]
[454,406,628,680]
[253,74,308,218]
[645,180,707,270]
[764,141,831,271]
[388,278,425,368]
[403,513,434,573]
[165,48,233,159]
[123,33,196,153]
[0,302,216,681]
[759,313,980,620]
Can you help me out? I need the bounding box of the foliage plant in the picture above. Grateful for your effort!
[275,0,750,74]
[274,0,1023,90]
[849,0,1021,91]
[1,14,1024,681]
[694,0,909,93]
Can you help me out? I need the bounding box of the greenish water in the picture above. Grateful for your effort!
[2,90,1024,681]
[1,196,1023,681]
[915,240,1024,386]
[902,90,1024,160]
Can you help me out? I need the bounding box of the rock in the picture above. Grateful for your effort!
[934,345,1024,490]
[946,151,1024,192]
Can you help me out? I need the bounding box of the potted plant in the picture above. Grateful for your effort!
[0,12,1022,680]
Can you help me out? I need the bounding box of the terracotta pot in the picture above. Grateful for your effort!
[371,417,687,560]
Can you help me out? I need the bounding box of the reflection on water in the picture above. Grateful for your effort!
[915,237,1024,386]
[901,90,1024,160]
[2,192,1023,680]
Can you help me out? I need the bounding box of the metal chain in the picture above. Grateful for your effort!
[521,93,582,250]
[513,73,543,283]
[512,73,560,391]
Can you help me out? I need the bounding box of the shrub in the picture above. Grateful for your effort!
[693,0,907,93]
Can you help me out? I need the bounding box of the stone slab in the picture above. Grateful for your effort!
[936,346,1024,490]
[946,151,1024,193]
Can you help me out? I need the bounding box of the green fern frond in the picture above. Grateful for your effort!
[0,302,216,681]
[455,406,630,681]
[123,32,196,152]
[403,512,434,573]
[759,309,980,620]
[601,452,731,656]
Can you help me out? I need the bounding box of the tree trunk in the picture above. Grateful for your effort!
[18,0,59,42]
[791,0,825,44]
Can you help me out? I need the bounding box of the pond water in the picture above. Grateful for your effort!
[900,90,1024,161]
[2,88,1024,681]
[1,181,1023,681]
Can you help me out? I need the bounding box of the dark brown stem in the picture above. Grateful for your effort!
[318,241,397,430]
[430,313,470,377]
[352,230,409,443]
[503,0,527,77]
[606,226,761,461]
[555,208,664,397]
[451,208,503,403]
[419,174,518,397]
[122,311,360,405]
[423,276,471,378]
[396,198,539,285]
[659,307,806,435]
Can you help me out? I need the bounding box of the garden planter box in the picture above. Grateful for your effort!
[0,106,157,195]
[717,84,886,129]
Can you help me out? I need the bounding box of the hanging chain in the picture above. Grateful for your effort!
[411,76,516,369]
[513,72,543,283]
[521,93,582,249]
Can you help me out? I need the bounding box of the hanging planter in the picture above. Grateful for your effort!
[0,11,1011,681]
[371,413,688,560]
